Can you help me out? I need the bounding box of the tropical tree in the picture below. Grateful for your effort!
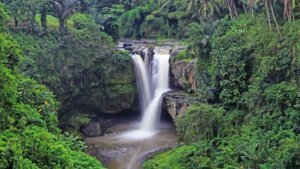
[248,0,281,36]
[281,0,296,21]
[39,0,52,33]
[27,0,53,33]
[2,0,27,26]
[185,0,222,22]
[2,0,51,32]
[52,0,79,33]
[224,0,238,19]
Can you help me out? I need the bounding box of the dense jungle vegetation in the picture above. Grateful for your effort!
[0,2,106,168]
[0,0,299,169]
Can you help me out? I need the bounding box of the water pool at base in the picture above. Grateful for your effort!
[85,120,177,169]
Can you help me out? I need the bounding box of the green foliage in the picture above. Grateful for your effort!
[0,2,8,28]
[67,114,92,131]
[146,110,299,169]
[35,14,59,30]
[12,26,113,101]
[143,144,200,169]
[13,15,136,131]
[17,78,59,133]
[145,14,300,169]
[119,5,151,38]
[2,1,300,169]
[0,127,105,169]
[172,50,188,61]
[68,13,99,32]
[93,4,125,41]
[0,32,22,69]
[211,21,253,108]
[176,104,224,143]
[3,0,51,32]
[0,23,105,168]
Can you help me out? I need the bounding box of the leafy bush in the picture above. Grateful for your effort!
[0,127,105,169]
[0,2,8,28]
[119,2,156,38]
[0,32,22,69]
[176,104,224,143]
[67,114,91,130]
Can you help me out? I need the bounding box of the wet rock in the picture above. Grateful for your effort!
[169,46,197,91]
[120,39,184,55]
[162,91,196,120]
[170,59,197,91]
[82,122,102,137]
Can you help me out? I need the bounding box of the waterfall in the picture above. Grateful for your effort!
[140,48,170,131]
[131,54,151,113]
[120,47,170,139]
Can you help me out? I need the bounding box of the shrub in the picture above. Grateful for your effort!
[176,104,224,143]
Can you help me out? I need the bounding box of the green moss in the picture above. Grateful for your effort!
[171,50,195,63]
[68,114,91,130]
[107,83,136,99]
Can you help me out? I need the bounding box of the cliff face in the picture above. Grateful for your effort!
[165,48,198,121]
[59,54,137,115]
[170,59,197,91]
[15,34,138,135]
[162,91,196,120]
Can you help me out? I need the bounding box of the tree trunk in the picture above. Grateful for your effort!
[14,16,18,27]
[283,0,292,21]
[265,0,272,29]
[59,18,66,34]
[269,1,282,37]
[41,7,47,33]
[243,4,247,14]
[233,1,238,18]
[79,0,87,12]
[228,3,233,20]
[30,10,37,32]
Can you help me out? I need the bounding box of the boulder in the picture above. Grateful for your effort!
[82,121,102,137]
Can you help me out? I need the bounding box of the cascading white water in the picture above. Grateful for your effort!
[131,54,152,113]
[140,48,170,131]
[120,47,170,139]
